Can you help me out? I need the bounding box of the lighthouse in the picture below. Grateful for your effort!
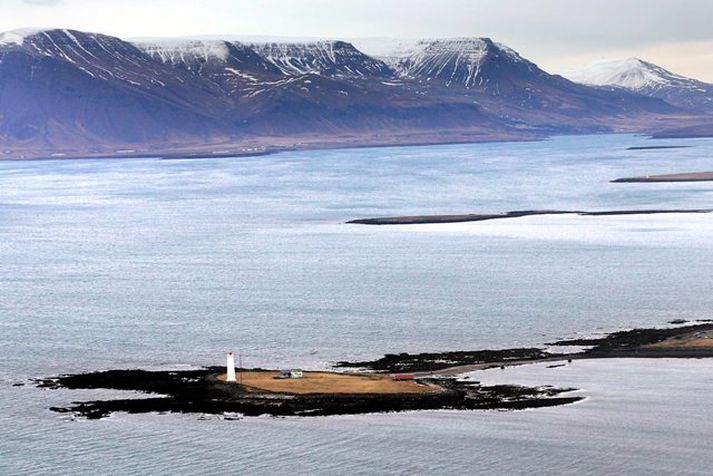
[226,352,236,382]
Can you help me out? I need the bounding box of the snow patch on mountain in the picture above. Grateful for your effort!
[350,38,422,61]
[137,39,230,65]
[0,29,207,89]
[0,28,50,46]
[563,58,693,91]
[356,37,523,62]
[564,57,713,113]
[249,40,391,77]
[354,38,527,88]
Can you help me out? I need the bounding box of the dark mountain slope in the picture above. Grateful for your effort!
[373,38,681,129]
[565,58,713,114]
[0,29,235,150]
[0,29,707,158]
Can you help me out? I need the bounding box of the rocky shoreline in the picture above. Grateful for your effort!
[37,323,713,420]
[338,323,713,374]
[37,368,578,419]
[335,348,550,373]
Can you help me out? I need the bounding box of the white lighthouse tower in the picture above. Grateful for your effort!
[226,352,236,382]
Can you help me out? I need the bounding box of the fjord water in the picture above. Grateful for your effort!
[1,134,713,474]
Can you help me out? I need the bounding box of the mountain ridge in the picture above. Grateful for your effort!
[564,57,713,113]
[0,28,708,159]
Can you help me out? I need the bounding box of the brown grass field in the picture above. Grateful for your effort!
[216,371,443,395]
[637,172,713,182]
[645,329,713,349]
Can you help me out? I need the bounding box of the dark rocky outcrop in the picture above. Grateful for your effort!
[335,348,550,373]
[37,368,579,419]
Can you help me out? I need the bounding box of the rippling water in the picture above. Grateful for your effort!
[1,134,712,474]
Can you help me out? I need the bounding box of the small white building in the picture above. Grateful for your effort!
[278,368,304,379]
[226,352,236,382]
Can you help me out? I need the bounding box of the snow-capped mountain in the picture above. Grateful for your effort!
[137,39,394,98]
[354,37,677,121]
[564,58,713,113]
[249,41,394,77]
[1,28,173,86]
[136,39,283,96]
[564,58,681,89]
[134,37,490,135]
[0,29,234,149]
[360,38,530,89]
[138,39,233,69]
[356,37,683,131]
[0,28,504,152]
[0,28,704,157]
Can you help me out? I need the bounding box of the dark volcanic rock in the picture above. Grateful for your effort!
[38,368,580,419]
[37,323,713,420]
[335,348,551,373]
[548,323,713,353]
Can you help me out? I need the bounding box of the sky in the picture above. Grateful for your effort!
[2,0,713,81]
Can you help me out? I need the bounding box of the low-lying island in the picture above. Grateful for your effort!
[611,171,713,183]
[37,322,713,420]
[347,208,713,225]
[38,368,577,419]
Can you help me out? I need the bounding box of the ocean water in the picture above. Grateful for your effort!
[1,134,712,474]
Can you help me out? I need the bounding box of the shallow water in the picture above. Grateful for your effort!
[1,134,712,474]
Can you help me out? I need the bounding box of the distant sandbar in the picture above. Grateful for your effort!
[626,145,690,151]
[612,172,713,183]
[347,208,713,225]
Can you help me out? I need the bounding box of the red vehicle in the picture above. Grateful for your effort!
[392,374,415,381]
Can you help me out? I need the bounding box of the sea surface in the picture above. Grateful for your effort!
[1,134,712,475]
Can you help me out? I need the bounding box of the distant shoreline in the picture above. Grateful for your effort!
[626,145,691,150]
[347,208,713,225]
[2,128,711,162]
[0,130,541,162]
[612,171,713,183]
